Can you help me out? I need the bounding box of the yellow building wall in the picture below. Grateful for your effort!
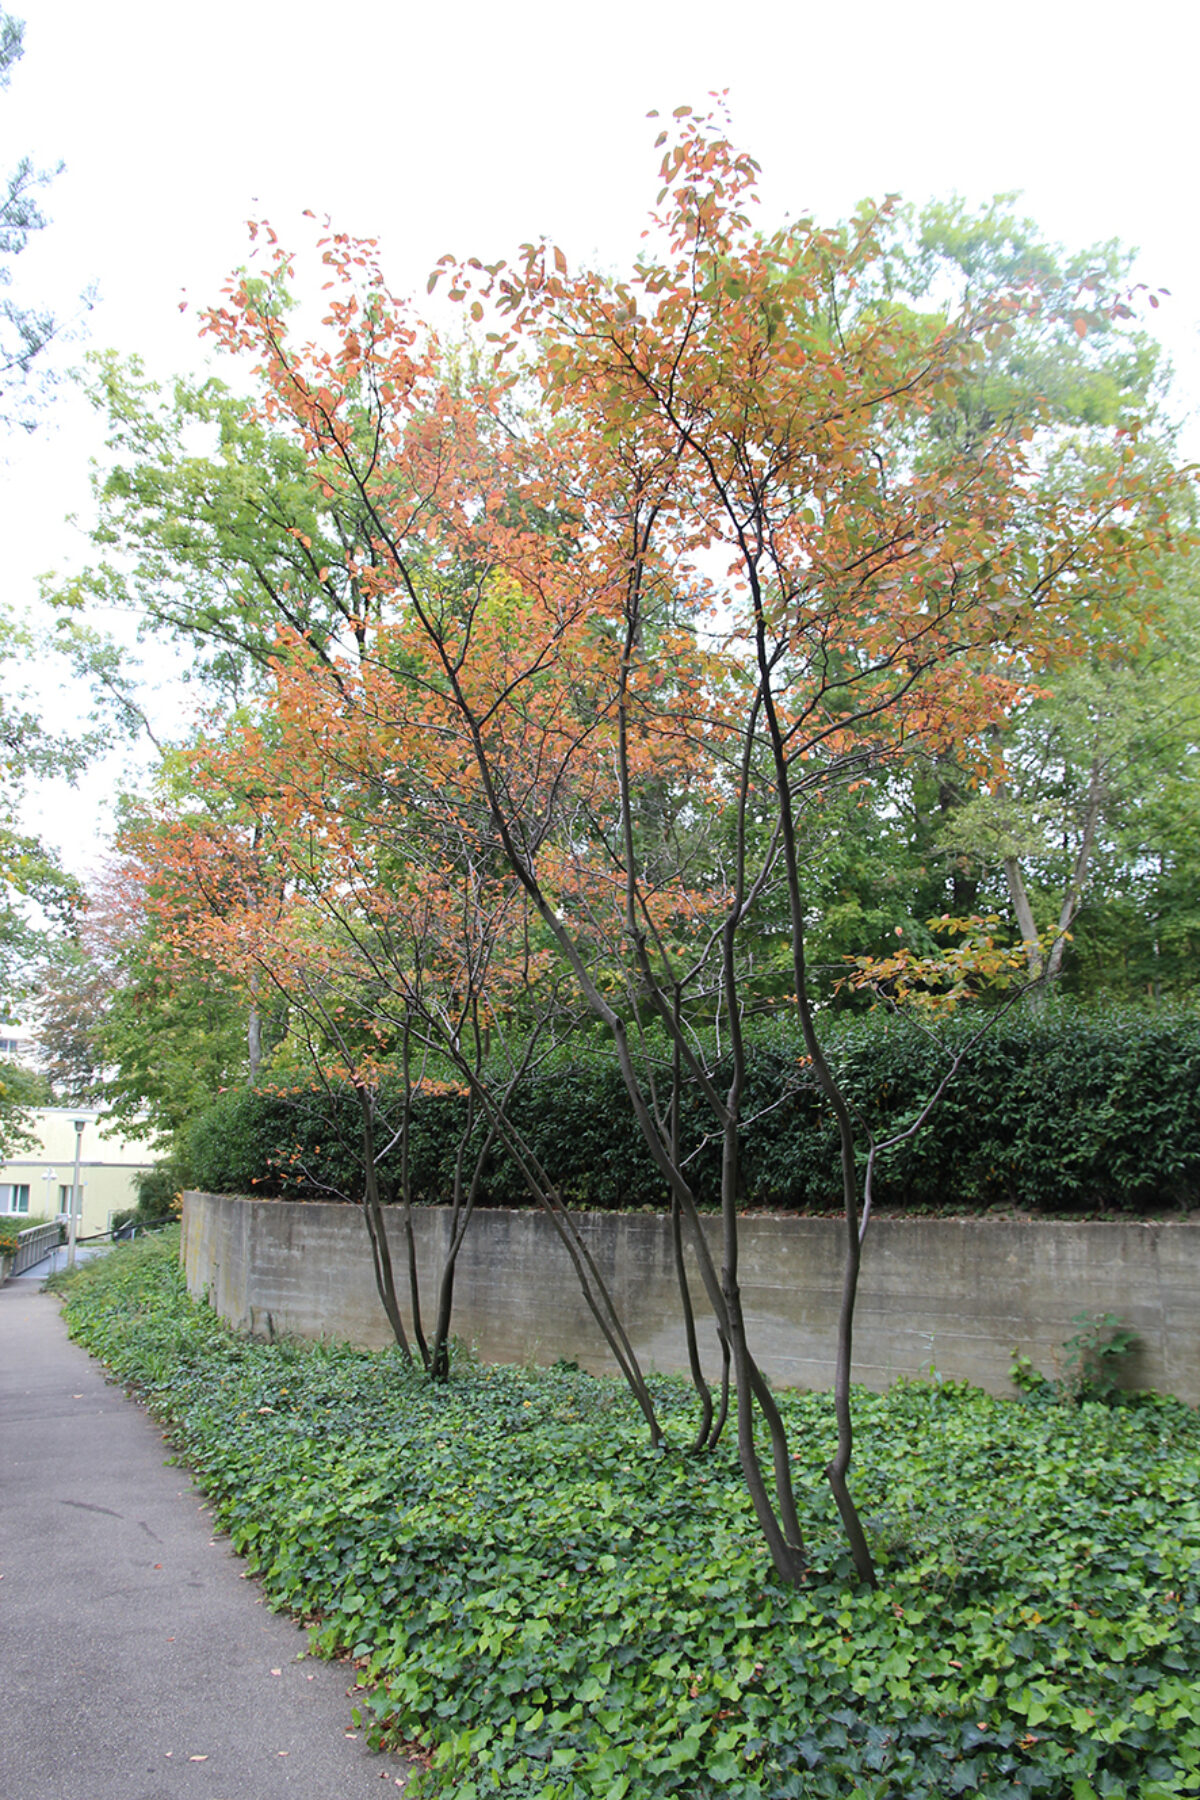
[0,1108,155,1236]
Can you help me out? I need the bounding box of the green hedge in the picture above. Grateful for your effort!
[186,1005,1200,1215]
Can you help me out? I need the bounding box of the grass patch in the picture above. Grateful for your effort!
[60,1231,1200,1800]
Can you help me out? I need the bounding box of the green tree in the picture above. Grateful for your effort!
[789,197,1195,1003]
[50,353,392,703]
[0,608,87,1010]
[925,557,1200,995]
[0,1053,46,1159]
[0,5,70,427]
[32,820,260,1148]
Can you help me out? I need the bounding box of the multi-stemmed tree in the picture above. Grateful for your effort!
[51,110,1185,1584]
[137,110,1178,1585]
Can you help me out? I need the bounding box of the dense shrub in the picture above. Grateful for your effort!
[129,1156,188,1222]
[186,1005,1200,1215]
[61,1234,1200,1800]
[820,1003,1200,1212]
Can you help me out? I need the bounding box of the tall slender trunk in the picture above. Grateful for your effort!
[1046,759,1105,982]
[1005,756,1106,991]
[444,1053,665,1444]
[1004,856,1045,983]
[248,976,264,1085]
[427,1108,498,1381]
[354,1084,412,1360]
[397,1024,428,1367]
[669,999,723,1452]
[750,573,876,1586]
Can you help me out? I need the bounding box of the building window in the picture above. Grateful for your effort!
[1,1184,30,1213]
[58,1184,74,1216]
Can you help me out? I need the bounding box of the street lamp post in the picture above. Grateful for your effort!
[67,1119,86,1271]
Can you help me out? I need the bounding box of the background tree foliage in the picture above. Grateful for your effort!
[0,5,59,426]
[0,3,97,1161]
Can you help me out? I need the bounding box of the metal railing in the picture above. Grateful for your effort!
[12,1220,65,1275]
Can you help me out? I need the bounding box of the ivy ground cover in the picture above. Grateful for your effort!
[60,1234,1199,1800]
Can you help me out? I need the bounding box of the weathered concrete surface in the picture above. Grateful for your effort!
[0,1280,411,1799]
[183,1194,1200,1402]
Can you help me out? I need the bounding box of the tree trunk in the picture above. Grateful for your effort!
[353,1084,412,1360]
[1004,856,1044,983]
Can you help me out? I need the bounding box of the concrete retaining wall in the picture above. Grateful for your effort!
[181,1193,1200,1402]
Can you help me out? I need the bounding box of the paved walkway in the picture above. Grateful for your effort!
[16,1241,111,1278]
[0,1281,412,1800]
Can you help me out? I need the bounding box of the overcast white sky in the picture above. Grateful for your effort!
[3,0,1199,870]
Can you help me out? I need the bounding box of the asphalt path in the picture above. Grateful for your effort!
[0,1278,412,1800]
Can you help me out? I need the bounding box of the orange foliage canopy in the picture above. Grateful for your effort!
[168,107,1183,1040]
